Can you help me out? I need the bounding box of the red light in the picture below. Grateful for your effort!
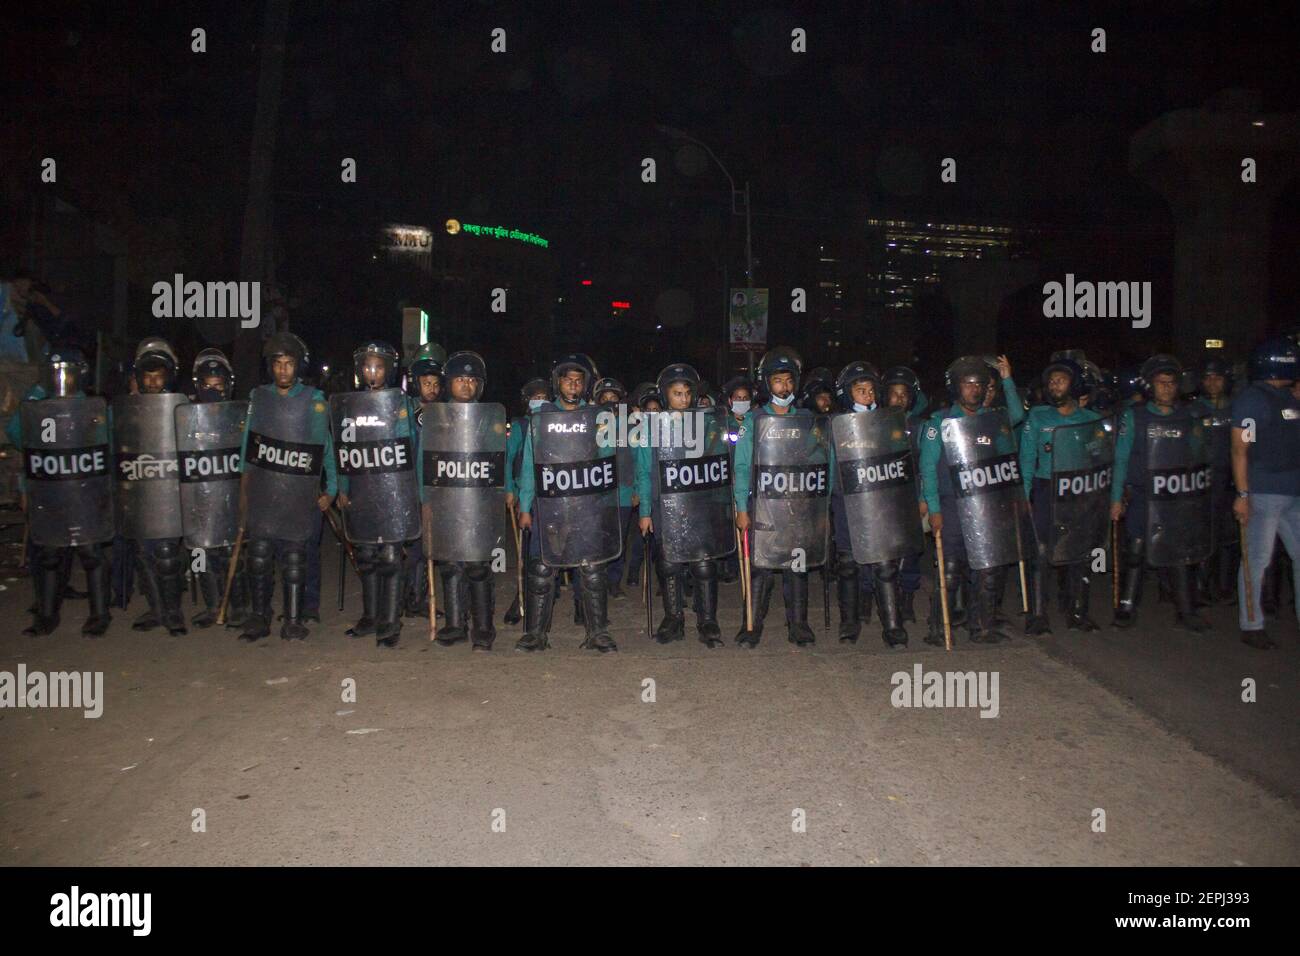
[580,279,592,286]
[611,301,630,309]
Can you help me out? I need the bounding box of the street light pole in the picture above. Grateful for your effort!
[656,124,756,378]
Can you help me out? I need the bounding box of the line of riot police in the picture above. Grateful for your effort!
[14,332,1298,652]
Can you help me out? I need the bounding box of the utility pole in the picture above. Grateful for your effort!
[234,0,291,397]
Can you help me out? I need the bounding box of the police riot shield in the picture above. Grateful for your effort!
[421,401,508,562]
[530,405,621,567]
[1201,410,1234,552]
[831,408,924,565]
[20,397,114,547]
[175,401,246,549]
[244,387,326,543]
[750,411,831,570]
[940,411,1023,571]
[330,389,420,545]
[112,393,187,540]
[1047,417,1116,565]
[650,408,735,563]
[1146,415,1213,567]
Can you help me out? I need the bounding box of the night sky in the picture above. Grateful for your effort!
[5,0,1298,399]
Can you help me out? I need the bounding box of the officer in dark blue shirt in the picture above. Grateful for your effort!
[1230,337,1300,649]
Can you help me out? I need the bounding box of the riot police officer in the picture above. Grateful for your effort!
[119,338,188,635]
[636,363,729,647]
[919,357,1023,645]
[830,361,911,647]
[431,351,500,651]
[515,354,620,653]
[336,341,417,647]
[882,366,927,622]
[733,346,829,647]
[1111,355,1213,633]
[1189,357,1237,605]
[401,341,446,617]
[10,349,113,636]
[239,332,337,641]
[503,376,550,624]
[186,348,250,629]
[1019,357,1107,633]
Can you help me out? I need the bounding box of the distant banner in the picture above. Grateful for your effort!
[729,288,768,351]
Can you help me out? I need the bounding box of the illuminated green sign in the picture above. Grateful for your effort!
[446,219,548,248]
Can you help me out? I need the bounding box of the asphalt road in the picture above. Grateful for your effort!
[1,550,1296,866]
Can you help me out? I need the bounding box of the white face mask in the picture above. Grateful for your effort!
[731,400,751,416]
[528,398,546,411]
[852,401,876,413]
[771,393,795,407]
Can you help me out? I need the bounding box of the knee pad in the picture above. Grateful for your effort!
[247,539,274,576]
[526,557,553,587]
[465,561,491,583]
[378,543,402,570]
[691,559,716,583]
[281,548,306,585]
[153,540,182,575]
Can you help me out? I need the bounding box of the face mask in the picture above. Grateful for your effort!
[528,398,546,411]
[732,400,751,416]
[771,393,795,407]
[852,401,876,413]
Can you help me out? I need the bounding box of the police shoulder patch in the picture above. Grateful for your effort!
[925,426,937,440]
[315,402,326,414]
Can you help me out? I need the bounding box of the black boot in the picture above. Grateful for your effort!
[376,559,404,648]
[900,588,916,623]
[132,552,163,631]
[577,565,617,652]
[1055,565,1070,615]
[516,559,554,652]
[436,565,470,646]
[1171,565,1211,633]
[927,557,962,646]
[23,551,63,636]
[736,571,773,647]
[950,572,968,628]
[224,558,250,628]
[836,553,860,643]
[1066,568,1100,632]
[654,562,686,644]
[156,541,188,635]
[405,559,430,618]
[693,561,723,648]
[969,569,1005,644]
[787,572,815,646]
[503,591,522,625]
[1113,536,1145,629]
[874,564,908,648]
[82,551,112,636]
[348,567,379,637]
[468,564,496,652]
[193,568,222,629]
[240,540,274,641]
[1025,545,1052,635]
